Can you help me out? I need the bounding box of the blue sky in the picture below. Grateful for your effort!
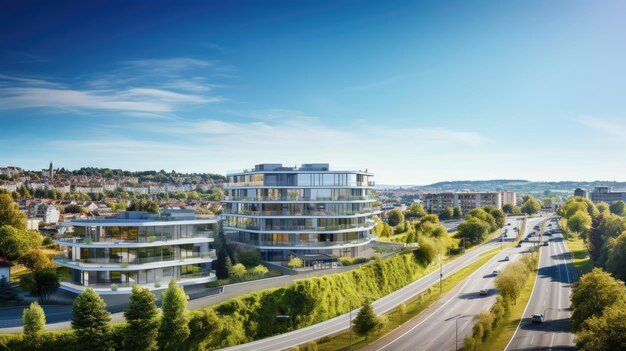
[1,0,625,184]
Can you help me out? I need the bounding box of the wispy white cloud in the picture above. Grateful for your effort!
[580,116,626,139]
[0,57,226,115]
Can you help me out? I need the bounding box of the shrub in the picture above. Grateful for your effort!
[237,249,261,268]
[287,257,303,269]
[250,265,269,276]
[110,284,118,292]
[306,341,318,351]
[231,263,247,280]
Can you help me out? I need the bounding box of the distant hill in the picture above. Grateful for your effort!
[409,180,626,196]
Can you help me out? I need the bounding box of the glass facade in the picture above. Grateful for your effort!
[223,164,377,260]
[55,211,217,292]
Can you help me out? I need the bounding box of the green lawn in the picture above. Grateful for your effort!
[300,247,502,351]
[565,235,593,276]
[474,248,540,350]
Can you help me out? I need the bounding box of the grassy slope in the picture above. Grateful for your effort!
[302,247,502,351]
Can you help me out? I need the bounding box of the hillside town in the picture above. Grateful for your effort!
[0,163,226,230]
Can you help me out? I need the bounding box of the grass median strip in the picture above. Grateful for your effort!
[296,247,502,351]
[470,250,540,351]
[565,235,593,276]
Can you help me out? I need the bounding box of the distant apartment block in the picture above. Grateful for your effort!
[423,191,516,214]
[574,188,589,199]
[590,186,626,203]
[54,210,218,294]
[222,163,378,261]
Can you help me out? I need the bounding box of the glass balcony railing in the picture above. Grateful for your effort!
[222,208,377,216]
[255,236,373,247]
[54,231,214,245]
[56,250,216,266]
[224,196,375,201]
[223,221,375,232]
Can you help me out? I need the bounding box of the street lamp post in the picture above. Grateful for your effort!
[439,254,443,293]
[446,314,472,351]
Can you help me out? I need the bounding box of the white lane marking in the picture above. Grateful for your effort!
[504,219,544,351]
[375,248,507,351]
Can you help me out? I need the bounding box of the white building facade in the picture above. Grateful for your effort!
[223,163,379,261]
[54,210,217,294]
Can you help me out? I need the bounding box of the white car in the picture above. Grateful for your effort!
[479,289,488,296]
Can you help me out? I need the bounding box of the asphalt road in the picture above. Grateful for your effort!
[366,217,544,351]
[505,220,575,351]
[221,217,530,351]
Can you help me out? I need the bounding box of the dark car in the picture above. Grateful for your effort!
[543,241,549,246]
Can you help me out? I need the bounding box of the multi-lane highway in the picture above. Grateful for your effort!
[506,219,576,351]
[221,217,531,351]
[362,217,543,351]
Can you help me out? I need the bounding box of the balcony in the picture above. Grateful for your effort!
[55,250,216,269]
[224,220,376,232]
[222,208,377,217]
[255,236,374,248]
[54,231,214,246]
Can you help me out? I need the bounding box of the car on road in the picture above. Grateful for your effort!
[479,289,488,296]
[492,270,500,276]
[543,241,549,246]
[531,313,545,323]
[516,243,522,247]
[504,256,510,261]
[507,223,511,226]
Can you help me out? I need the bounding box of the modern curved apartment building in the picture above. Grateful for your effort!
[54,210,217,294]
[223,163,378,261]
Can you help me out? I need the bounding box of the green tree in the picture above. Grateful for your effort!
[609,200,626,216]
[123,284,159,351]
[23,301,45,335]
[466,208,497,231]
[20,269,59,302]
[145,200,160,214]
[568,211,592,240]
[185,309,222,350]
[19,249,52,272]
[576,299,626,351]
[440,207,454,220]
[405,203,426,219]
[353,299,380,340]
[237,249,261,267]
[606,232,626,282]
[452,207,463,218]
[72,288,112,351]
[251,264,269,276]
[387,209,404,227]
[571,268,626,331]
[158,280,190,350]
[596,202,610,214]
[0,225,42,260]
[18,184,32,199]
[521,198,541,215]
[0,193,27,230]
[457,218,490,242]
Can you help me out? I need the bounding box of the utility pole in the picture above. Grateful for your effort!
[349,300,353,351]
[439,254,443,293]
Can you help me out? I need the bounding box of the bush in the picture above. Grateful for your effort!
[231,263,247,280]
[237,249,261,268]
[287,257,303,269]
[250,265,269,276]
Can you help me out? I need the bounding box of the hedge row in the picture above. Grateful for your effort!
[204,251,429,349]
[0,251,431,350]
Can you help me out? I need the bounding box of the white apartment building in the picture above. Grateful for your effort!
[423,191,516,214]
